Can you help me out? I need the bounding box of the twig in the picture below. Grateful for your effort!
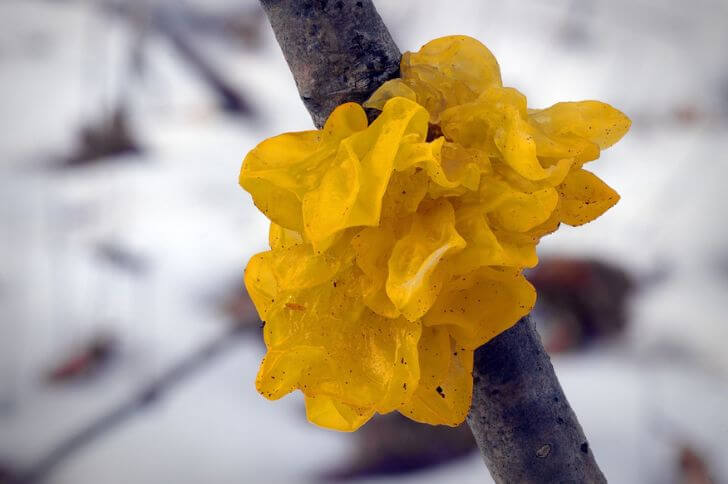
[107,1,256,116]
[155,7,255,115]
[259,0,400,128]
[468,316,605,482]
[15,324,250,484]
[258,1,606,482]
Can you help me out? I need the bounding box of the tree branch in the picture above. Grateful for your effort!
[259,0,400,128]
[259,1,606,482]
[468,316,606,483]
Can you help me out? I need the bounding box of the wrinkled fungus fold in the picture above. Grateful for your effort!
[240,35,630,431]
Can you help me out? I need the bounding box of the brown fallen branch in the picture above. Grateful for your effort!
[259,1,606,482]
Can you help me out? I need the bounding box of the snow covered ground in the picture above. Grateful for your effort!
[1,0,727,482]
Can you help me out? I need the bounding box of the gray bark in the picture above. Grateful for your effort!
[468,316,606,483]
[259,0,401,128]
[259,1,607,482]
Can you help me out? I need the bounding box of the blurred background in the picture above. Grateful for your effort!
[1,0,727,483]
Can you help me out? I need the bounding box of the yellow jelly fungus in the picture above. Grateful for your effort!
[240,35,630,432]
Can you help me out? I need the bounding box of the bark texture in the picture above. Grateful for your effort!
[468,316,606,483]
[260,1,607,482]
[259,0,401,128]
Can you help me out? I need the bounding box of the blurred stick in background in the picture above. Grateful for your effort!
[258,1,606,482]
[66,1,260,165]
[113,1,258,115]
[11,322,251,484]
[152,5,255,115]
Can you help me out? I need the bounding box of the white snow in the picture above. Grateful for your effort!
[1,0,727,483]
